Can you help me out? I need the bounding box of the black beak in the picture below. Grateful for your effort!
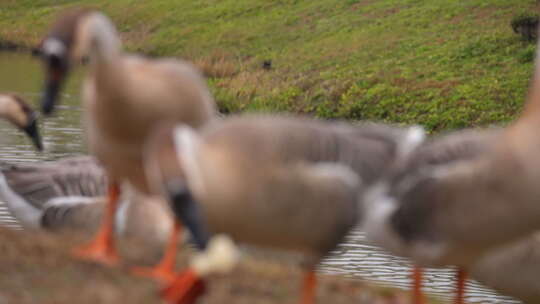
[166,179,209,250]
[41,55,68,116]
[22,115,43,151]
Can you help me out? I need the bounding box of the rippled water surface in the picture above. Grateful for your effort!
[321,230,519,304]
[0,51,519,304]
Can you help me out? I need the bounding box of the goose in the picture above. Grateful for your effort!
[143,115,425,304]
[362,26,540,304]
[469,232,540,304]
[365,128,501,304]
[0,93,42,151]
[0,156,106,228]
[36,8,217,273]
[0,155,174,248]
[41,191,174,250]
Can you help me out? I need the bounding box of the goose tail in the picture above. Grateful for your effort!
[397,125,426,160]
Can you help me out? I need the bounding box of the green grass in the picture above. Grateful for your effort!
[0,0,538,131]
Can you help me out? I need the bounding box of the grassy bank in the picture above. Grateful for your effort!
[0,0,538,131]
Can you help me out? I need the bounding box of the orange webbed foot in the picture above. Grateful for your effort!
[72,238,119,266]
[161,269,206,304]
[132,264,177,285]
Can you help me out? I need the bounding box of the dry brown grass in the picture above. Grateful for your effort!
[0,229,161,304]
[192,50,240,78]
[0,227,441,304]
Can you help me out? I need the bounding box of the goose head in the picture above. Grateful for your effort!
[0,94,43,151]
[37,8,119,115]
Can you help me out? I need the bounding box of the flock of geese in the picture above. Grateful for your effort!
[1,7,540,304]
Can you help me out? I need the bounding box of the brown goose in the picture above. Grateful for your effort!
[42,193,174,250]
[143,115,425,304]
[0,156,106,228]
[0,93,42,151]
[36,8,216,272]
[364,128,501,304]
[362,27,540,304]
[469,232,540,304]
[0,156,174,248]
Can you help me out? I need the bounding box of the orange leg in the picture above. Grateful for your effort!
[454,268,467,304]
[301,270,317,304]
[411,266,425,304]
[132,221,182,284]
[161,268,206,304]
[72,182,120,266]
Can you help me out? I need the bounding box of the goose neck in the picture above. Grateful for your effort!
[81,12,121,66]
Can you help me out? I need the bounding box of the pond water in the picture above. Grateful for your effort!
[0,51,519,304]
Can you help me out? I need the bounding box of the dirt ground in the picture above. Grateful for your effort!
[0,228,441,304]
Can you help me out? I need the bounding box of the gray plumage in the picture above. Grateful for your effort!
[40,197,106,231]
[362,127,540,268]
[1,156,107,209]
[156,114,424,266]
[39,194,173,248]
[201,115,421,186]
[387,129,501,245]
[471,232,540,303]
[0,156,107,228]
[0,156,173,246]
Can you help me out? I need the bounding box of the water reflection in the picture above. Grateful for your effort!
[0,51,520,304]
[321,230,519,304]
[0,51,86,161]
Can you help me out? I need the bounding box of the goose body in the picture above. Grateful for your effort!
[145,114,424,303]
[41,193,173,248]
[37,9,217,266]
[363,128,506,304]
[364,128,503,267]
[470,232,540,304]
[362,119,530,304]
[0,156,173,246]
[176,116,419,253]
[0,156,106,228]
[39,9,216,192]
[82,54,215,192]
